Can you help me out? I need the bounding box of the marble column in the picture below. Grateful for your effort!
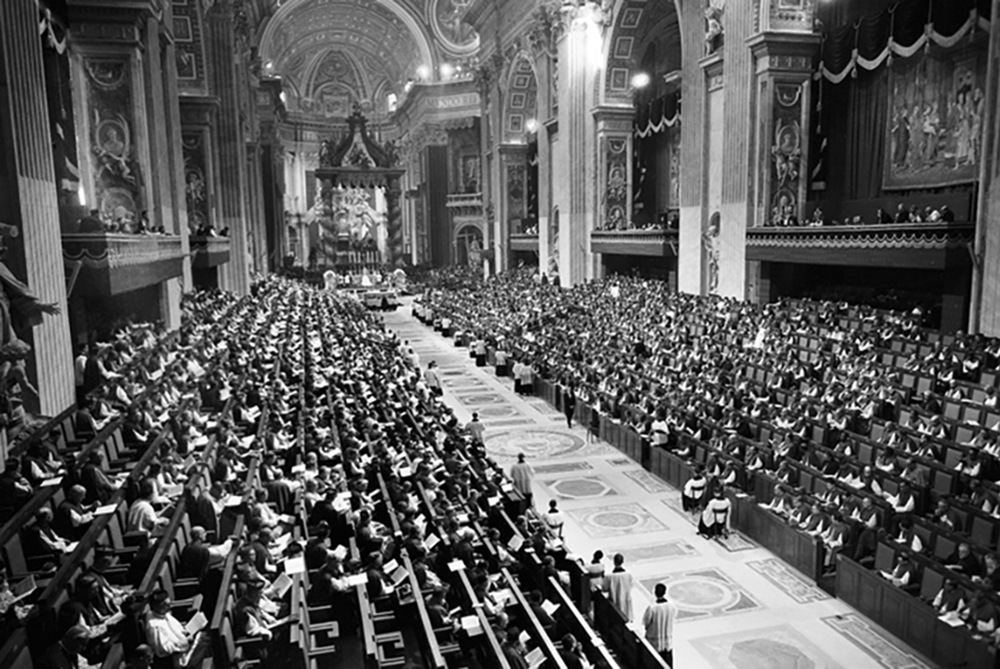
[747,35,819,230]
[972,0,1000,334]
[593,105,634,228]
[386,175,404,266]
[717,0,755,299]
[498,144,528,268]
[555,9,601,286]
[744,1,820,303]
[677,0,708,294]
[475,82,493,275]
[246,141,265,273]
[532,49,554,277]
[148,15,188,328]
[0,0,74,414]
[486,81,505,273]
[204,0,250,296]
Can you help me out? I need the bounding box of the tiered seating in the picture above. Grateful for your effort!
[6,275,668,669]
[421,271,1000,668]
[0,283,293,669]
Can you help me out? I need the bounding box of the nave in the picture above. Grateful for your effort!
[386,300,934,669]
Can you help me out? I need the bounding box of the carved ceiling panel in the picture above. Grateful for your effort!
[260,0,439,119]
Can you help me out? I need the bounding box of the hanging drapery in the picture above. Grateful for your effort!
[817,0,991,83]
[634,91,681,139]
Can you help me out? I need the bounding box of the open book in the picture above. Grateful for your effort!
[283,556,306,575]
[10,574,36,605]
[389,566,408,586]
[540,600,560,616]
[185,611,209,635]
[525,647,545,668]
[271,573,294,599]
[425,533,440,551]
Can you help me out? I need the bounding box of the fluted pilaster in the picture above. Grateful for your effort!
[718,0,756,299]
[205,0,250,296]
[556,16,599,286]
[971,0,1000,333]
[0,0,74,414]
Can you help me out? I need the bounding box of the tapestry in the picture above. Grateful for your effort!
[883,48,986,190]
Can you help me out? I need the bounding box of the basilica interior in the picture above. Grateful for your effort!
[2,0,1000,667]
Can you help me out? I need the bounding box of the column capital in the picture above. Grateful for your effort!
[591,104,633,134]
[67,0,164,45]
[497,143,529,158]
[180,95,220,127]
[748,32,820,74]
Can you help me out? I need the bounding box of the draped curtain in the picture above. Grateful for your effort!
[813,0,990,199]
[634,91,680,139]
[822,67,888,201]
[818,0,991,82]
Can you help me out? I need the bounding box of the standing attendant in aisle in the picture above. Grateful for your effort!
[467,412,485,443]
[604,553,634,622]
[495,343,509,376]
[424,361,442,396]
[510,453,534,509]
[643,583,676,666]
[562,383,577,429]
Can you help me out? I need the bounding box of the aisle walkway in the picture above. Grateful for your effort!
[382,302,931,669]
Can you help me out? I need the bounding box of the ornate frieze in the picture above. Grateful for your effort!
[766,81,805,226]
[182,131,211,233]
[746,223,975,250]
[76,56,146,225]
[760,0,817,34]
[601,137,628,230]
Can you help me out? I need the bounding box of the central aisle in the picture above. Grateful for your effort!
[382,300,931,669]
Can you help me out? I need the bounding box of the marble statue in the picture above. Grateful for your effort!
[704,0,725,55]
[0,230,60,403]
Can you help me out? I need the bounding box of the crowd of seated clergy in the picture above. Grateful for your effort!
[419,268,1000,647]
[0,275,621,669]
[781,202,958,228]
[0,282,287,667]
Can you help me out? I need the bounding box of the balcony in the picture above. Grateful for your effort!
[190,235,231,269]
[509,233,539,253]
[62,233,186,297]
[590,229,679,257]
[446,192,484,216]
[745,222,975,269]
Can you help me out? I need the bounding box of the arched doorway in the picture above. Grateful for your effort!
[455,224,484,267]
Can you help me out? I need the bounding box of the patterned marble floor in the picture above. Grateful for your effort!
[381,301,933,669]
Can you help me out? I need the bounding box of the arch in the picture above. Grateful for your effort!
[501,52,539,144]
[454,223,485,267]
[258,0,435,82]
[601,0,683,105]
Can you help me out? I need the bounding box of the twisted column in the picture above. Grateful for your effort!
[386,176,404,266]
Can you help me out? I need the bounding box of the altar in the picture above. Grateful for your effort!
[312,108,405,269]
